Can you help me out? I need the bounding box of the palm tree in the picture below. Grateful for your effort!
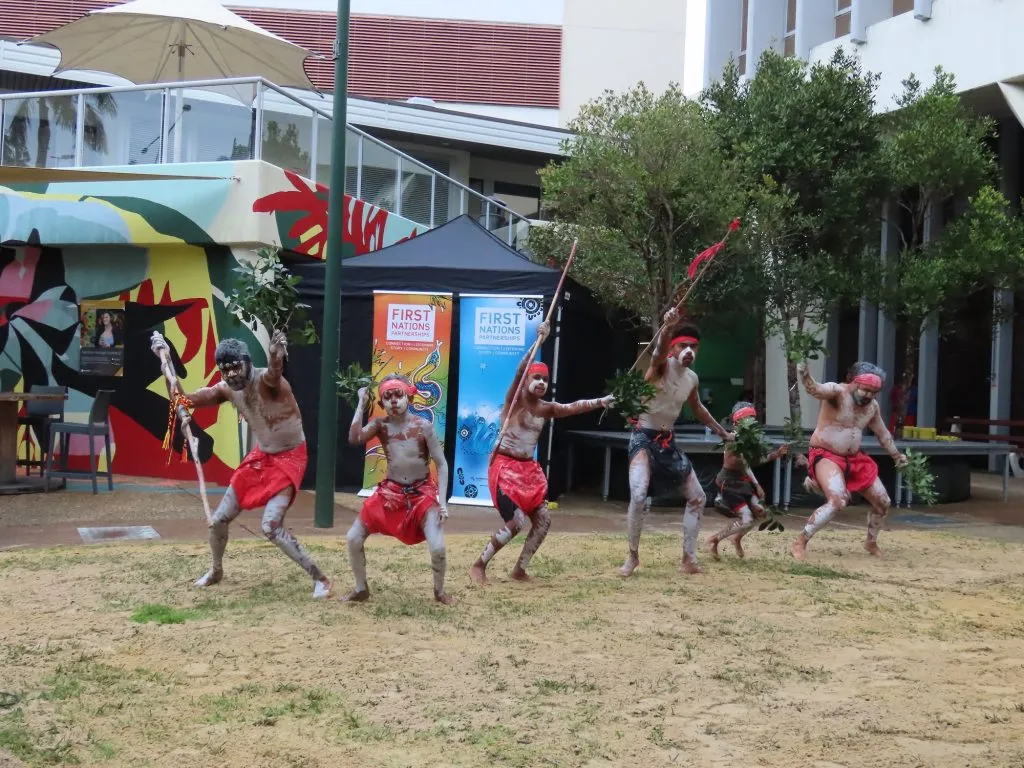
[3,92,118,167]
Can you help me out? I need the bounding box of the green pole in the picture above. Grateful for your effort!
[313,0,351,528]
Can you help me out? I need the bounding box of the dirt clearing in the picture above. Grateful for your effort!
[1,529,1023,767]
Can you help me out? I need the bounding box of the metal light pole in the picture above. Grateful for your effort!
[313,0,351,528]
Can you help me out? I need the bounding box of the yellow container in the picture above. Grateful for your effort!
[902,427,918,439]
[917,427,937,441]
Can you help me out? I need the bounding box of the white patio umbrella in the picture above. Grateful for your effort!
[28,0,318,162]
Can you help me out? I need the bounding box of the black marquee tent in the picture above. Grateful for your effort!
[285,214,637,495]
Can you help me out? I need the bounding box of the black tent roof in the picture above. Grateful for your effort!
[290,214,565,297]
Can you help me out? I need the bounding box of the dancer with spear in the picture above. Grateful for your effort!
[468,242,616,586]
[151,329,334,597]
[618,219,741,578]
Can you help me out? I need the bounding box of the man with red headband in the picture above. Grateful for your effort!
[791,361,907,560]
[150,330,333,598]
[469,322,614,586]
[344,373,454,605]
[621,309,734,577]
[708,401,789,560]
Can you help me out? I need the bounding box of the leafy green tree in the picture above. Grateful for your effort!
[531,83,742,334]
[702,50,888,431]
[867,68,1024,425]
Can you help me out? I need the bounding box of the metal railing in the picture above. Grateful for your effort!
[0,76,531,248]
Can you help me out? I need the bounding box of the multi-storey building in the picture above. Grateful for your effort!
[702,0,1024,449]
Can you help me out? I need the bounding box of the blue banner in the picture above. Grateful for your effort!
[450,294,544,506]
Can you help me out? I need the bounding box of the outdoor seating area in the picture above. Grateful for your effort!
[0,386,116,495]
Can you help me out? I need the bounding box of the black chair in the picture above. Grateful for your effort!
[16,385,66,476]
[46,389,115,494]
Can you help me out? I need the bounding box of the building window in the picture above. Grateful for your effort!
[892,0,915,14]
[835,0,852,37]
[784,0,797,56]
[739,0,749,75]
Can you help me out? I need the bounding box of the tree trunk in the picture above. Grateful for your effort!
[896,319,921,434]
[35,101,51,168]
[781,316,802,435]
[752,311,766,417]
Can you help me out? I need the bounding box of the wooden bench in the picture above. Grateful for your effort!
[944,418,1024,448]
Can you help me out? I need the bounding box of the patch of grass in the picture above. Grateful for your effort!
[87,733,117,760]
[130,603,204,625]
[40,658,124,701]
[533,675,599,695]
[787,562,858,580]
[0,708,80,765]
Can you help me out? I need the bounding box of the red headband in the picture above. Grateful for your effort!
[853,373,882,390]
[732,406,757,422]
[528,362,549,378]
[379,380,415,398]
[670,335,699,348]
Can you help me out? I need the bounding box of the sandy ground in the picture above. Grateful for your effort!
[2,526,1024,767]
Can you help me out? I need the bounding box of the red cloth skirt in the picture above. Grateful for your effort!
[488,453,547,514]
[808,446,878,494]
[359,478,438,545]
[231,442,307,510]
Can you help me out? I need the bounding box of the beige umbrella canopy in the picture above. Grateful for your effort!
[29,0,316,89]
[27,0,318,164]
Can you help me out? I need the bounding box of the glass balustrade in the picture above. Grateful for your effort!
[0,77,531,246]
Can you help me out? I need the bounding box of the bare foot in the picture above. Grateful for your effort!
[790,536,808,561]
[339,589,370,603]
[733,537,746,559]
[708,538,721,562]
[863,540,883,557]
[434,591,456,606]
[619,553,640,577]
[468,562,489,586]
[680,557,703,575]
[313,579,332,599]
[509,568,532,582]
[194,568,223,587]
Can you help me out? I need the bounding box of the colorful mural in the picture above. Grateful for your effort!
[0,161,422,483]
[253,169,421,259]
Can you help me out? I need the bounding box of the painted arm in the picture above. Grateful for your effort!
[263,329,287,389]
[762,443,790,466]
[425,427,449,516]
[538,394,615,420]
[797,363,844,400]
[348,388,382,445]
[868,408,907,467]
[687,386,731,440]
[184,383,230,408]
[646,307,679,380]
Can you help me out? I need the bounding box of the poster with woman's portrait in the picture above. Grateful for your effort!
[80,299,126,376]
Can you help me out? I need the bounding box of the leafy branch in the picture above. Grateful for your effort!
[757,506,786,533]
[901,448,938,506]
[226,247,318,345]
[604,369,657,425]
[335,362,375,409]
[716,416,770,467]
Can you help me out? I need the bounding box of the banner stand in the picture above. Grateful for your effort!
[449,293,543,507]
[359,291,453,496]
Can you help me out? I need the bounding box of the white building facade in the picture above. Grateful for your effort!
[703,0,1024,444]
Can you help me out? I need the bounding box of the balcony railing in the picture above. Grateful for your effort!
[0,76,530,248]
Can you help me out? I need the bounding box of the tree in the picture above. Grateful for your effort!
[261,120,310,176]
[3,92,117,167]
[702,50,889,432]
[866,68,1024,426]
[530,83,742,334]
